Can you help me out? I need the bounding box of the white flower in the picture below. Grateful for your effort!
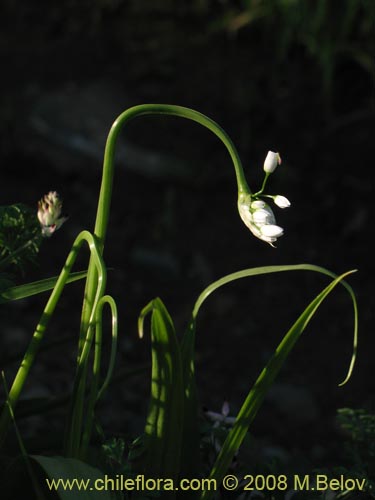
[263,151,281,173]
[273,195,291,208]
[238,194,284,246]
[37,191,68,237]
[204,401,236,427]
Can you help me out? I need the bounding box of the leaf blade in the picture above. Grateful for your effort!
[200,270,357,500]
[0,270,88,303]
[136,298,184,492]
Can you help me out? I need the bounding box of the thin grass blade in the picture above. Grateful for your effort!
[0,270,88,303]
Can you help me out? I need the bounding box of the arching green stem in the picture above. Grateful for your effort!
[79,104,251,356]
[96,104,250,248]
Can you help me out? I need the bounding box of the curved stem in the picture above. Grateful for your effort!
[79,295,118,458]
[253,171,270,197]
[95,104,250,250]
[80,104,251,353]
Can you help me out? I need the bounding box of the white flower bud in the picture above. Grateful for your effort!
[251,200,265,209]
[252,208,274,225]
[274,195,291,208]
[260,224,284,238]
[263,151,281,173]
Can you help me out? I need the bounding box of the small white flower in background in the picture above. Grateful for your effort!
[37,191,68,237]
[263,151,281,173]
[238,194,284,247]
[273,195,291,208]
[204,401,236,428]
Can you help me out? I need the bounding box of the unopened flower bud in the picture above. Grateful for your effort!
[263,151,281,173]
[251,200,266,209]
[260,224,284,238]
[274,195,291,208]
[37,191,68,237]
[252,208,274,225]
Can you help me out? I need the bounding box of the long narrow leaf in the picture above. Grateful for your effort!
[0,270,88,303]
[199,270,356,500]
[192,264,358,385]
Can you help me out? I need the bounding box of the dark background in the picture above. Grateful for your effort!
[0,0,374,470]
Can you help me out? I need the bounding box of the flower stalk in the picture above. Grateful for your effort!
[80,104,253,355]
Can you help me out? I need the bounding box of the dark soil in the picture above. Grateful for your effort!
[0,2,374,477]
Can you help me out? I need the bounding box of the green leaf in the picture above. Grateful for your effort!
[31,455,112,499]
[0,270,88,303]
[192,264,358,385]
[136,298,184,492]
[199,269,357,500]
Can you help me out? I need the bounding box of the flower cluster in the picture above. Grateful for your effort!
[238,151,290,247]
[37,191,68,237]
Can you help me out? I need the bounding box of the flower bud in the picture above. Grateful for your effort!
[263,151,281,173]
[252,208,274,225]
[251,200,266,209]
[260,224,284,238]
[274,195,291,208]
[37,191,68,237]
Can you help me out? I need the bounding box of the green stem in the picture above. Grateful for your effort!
[0,231,105,447]
[78,104,251,401]
[72,105,251,457]
[64,243,107,458]
[96,104,250,249]
[73,105,250,459]
[80,295,118,459]
[253,171,270,197]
